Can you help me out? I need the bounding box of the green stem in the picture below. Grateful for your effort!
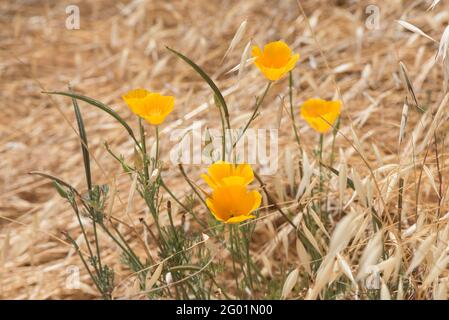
[159,178,207,229]
[140,217,162,253]
[101,223,143,270]
[167,201,179,244]
[289,71,304,185]
[224,108,232,162]
[66,233,109,299]
[142,192,168,250]
[70,202,99,275]
[234,227,248,290]
[178,164,209,212]
[112,223,144,269]
[318,133,324,215]
[217,102,227,161]
[229,225,240,296]
[289,72,302,150]
[92,220,102,271]
[167,265,232,299]
[155,126,159,169]
[328,118,340,168]
[242,226,254,294]
[232,82,272,150]
[139,118,150,183]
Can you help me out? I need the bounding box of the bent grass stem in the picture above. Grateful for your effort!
[232,82,272,151]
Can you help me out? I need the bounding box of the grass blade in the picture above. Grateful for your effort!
[29,171,81,197]
[166,46,229,120]
[71,93,92,191]
[43,91,141,148]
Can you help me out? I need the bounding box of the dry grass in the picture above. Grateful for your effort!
[1,0,449,299]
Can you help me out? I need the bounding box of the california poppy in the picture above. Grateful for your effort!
[122,89,174,125]
[252,41,299,81]
[201,161,254,189]
[300,98,341,133]
[205,177,261,224]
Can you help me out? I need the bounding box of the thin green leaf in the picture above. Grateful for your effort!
[166,46,230,120]
[29,171,80,196]
[71,92,92,191]
[52,181,68,198]
[43,91,141,149]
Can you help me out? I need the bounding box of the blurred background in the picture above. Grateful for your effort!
[1,0,447,299]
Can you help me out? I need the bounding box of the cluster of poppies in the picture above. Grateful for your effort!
[122,40,342,224]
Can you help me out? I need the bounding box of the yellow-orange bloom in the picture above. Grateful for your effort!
[252,41,299,81]
[122,89,174,125]
[205,177,261,224]
[201,161,254,189]
[300,98,342,133]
